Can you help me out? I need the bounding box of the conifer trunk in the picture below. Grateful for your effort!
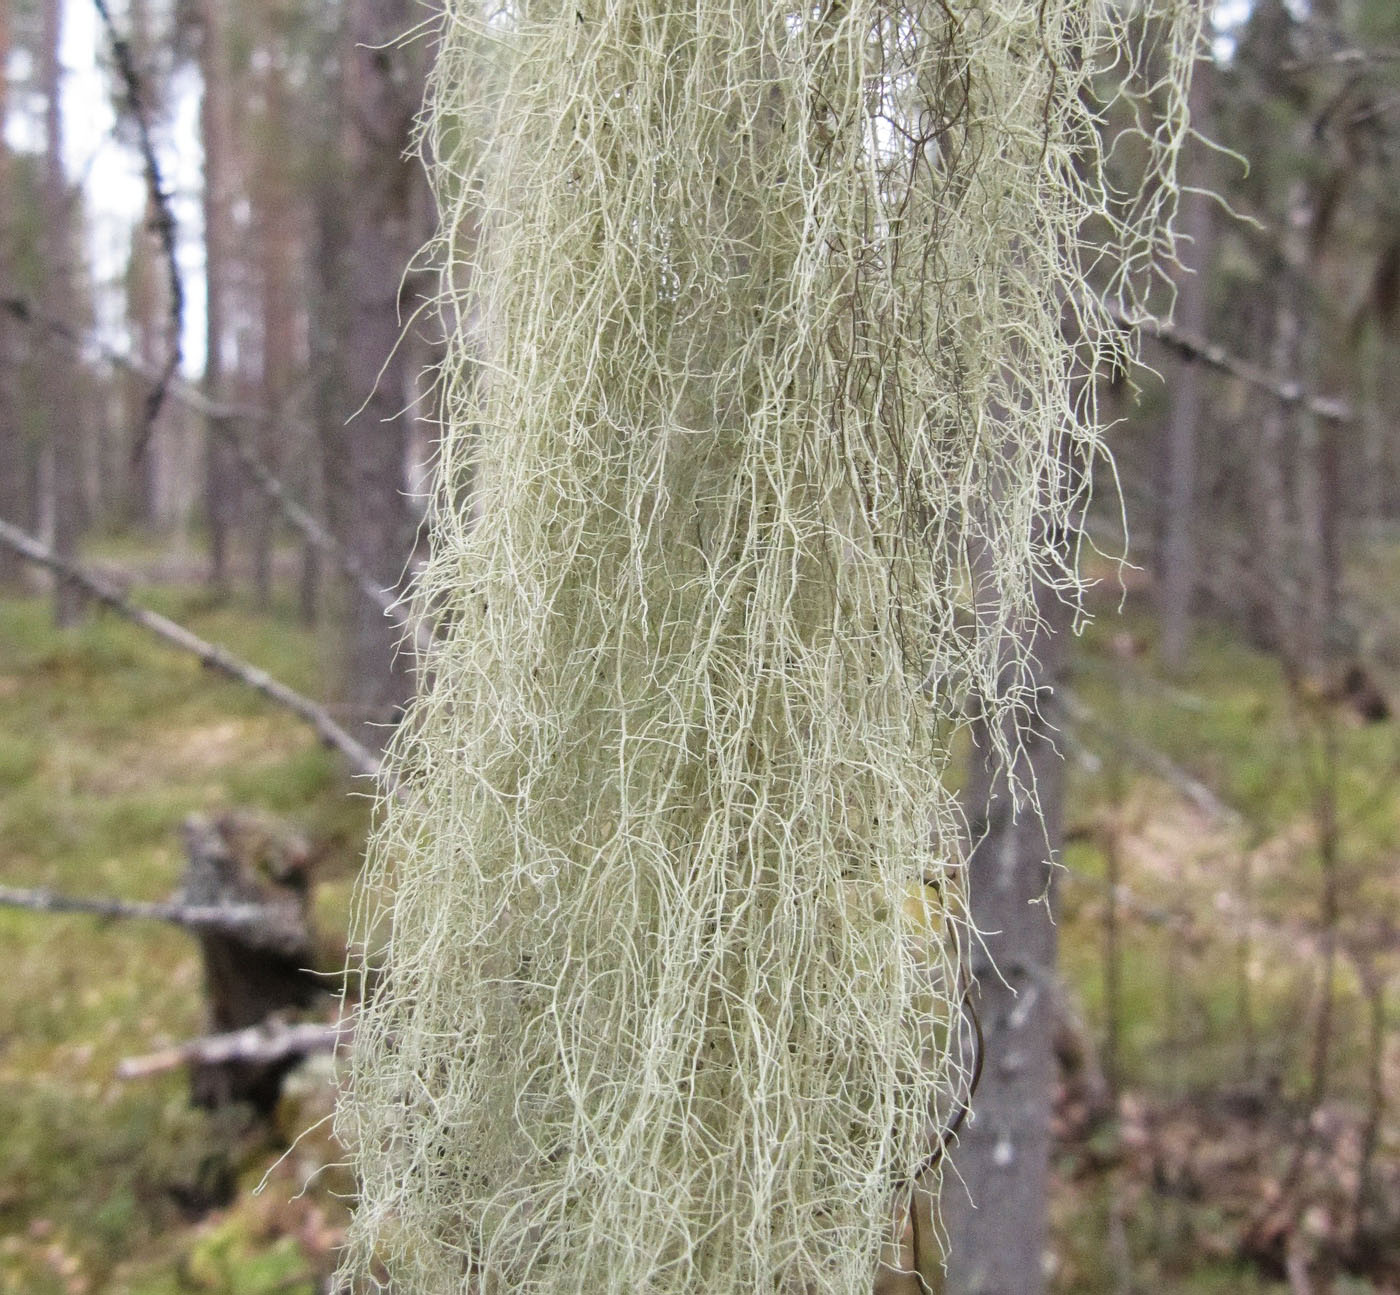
[201,0,236,598]
[338,0,424,739]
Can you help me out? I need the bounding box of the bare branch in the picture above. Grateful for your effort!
[0,884,307,956]
[0,517,382,781]
[1118,308,1355,424]
[92,0,182,448]
[1280,48,1400,73]
[117,1019,347,1079]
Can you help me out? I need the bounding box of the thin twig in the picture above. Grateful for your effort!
[92,0,182,448]
[1280,48,1400,72]
[117,1018,347,1079]
[0,517,382,780]
[1119,308,1354,424]
[0,884,306,956]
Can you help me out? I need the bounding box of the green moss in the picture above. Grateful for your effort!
[0,573,355,1290]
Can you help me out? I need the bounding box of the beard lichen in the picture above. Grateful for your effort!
[336,3,1199,1291]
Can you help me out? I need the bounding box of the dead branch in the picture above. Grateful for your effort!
[0,883,307,957]
[118,1018,347,1079]
[1119,308,1354,424]
[0,517,382,780]
[93,0,182,446]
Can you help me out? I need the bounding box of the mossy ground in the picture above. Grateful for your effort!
[0,570,365,1295]
[0,549,1395,1292]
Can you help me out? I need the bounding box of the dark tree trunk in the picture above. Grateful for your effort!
[335,0,427,740]
[942,595,1068,1295]
[200,0,236,598]
[1158,61,1214,674]
[251,35,298,611]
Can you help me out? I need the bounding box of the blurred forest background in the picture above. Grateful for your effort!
[0,0,1398,1292]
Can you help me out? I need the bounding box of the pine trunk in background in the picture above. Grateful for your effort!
[1158,61,1215,674]
[252,42,298,612]
[42,0,83,627]
[337,0,424,739]
[200,0,235,598]
[942,594,1068,1295]
[0,0,20,588]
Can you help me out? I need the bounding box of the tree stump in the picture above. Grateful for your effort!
[181,812,325,1112]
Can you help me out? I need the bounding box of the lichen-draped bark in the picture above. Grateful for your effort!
[337,4,1199,1292]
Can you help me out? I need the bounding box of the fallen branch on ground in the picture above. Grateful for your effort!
[0,517,382,781]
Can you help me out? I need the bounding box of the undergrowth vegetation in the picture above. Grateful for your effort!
[0,549,1396,1292]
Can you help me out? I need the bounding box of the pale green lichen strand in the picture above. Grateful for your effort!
[337,3,1199,1291]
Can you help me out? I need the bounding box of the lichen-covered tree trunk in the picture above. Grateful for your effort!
[338,4,1199,1292]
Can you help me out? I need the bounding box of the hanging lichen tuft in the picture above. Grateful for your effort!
[337,2,1200,1291]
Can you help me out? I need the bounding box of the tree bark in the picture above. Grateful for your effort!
[251,28,299,610]
[943,595,1068,1295]
[335,0,427,739]
[42,0,84,627]
[0,0,21,588]
[200,0,236,597]
[1158,61,1215,673]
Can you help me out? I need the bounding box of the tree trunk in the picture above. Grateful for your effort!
[336,0,426,740]
[1158,61,1214,673]
[943,595,1068,1295]
[252,42,298,612]
[0,0,21,588]
[42,0,84,627]
[200,0,236,598]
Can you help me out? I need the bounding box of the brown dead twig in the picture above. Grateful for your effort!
[92,0,182,450]
[0,516,382,781]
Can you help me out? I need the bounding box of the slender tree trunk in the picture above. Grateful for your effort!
[42,0,83,627]
[943,593,1068,1295]
[1158,62,1214,673]
[127,0,169,529]
[1251,262,1299,657]
[336,0,426,739]
[0,0,21,587]
[201,0,235,598]
[252,47,297,612]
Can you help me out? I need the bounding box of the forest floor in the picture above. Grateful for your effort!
[0,547,1396,1293]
